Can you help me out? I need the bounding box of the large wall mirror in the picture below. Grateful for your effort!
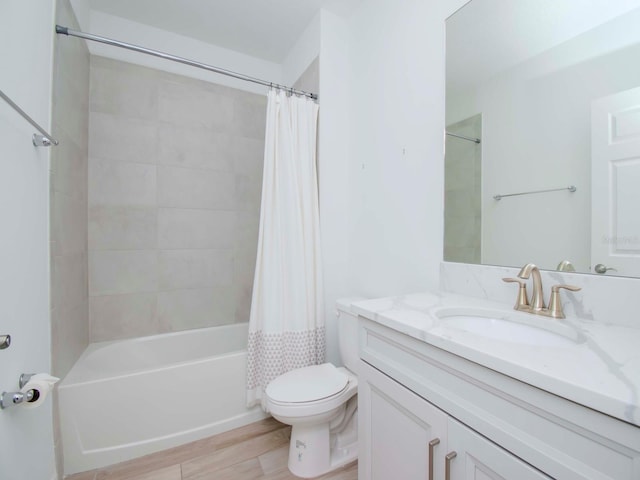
[445,0,640,278]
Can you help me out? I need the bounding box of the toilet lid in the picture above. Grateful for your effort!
[266,363,349,403]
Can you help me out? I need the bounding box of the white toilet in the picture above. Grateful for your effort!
[265,299,361,478]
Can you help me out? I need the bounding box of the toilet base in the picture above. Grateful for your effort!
[287,407,358,478]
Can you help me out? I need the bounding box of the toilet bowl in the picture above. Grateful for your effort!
[265,299,362,478]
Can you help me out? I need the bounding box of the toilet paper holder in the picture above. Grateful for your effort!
[1,373,38,410]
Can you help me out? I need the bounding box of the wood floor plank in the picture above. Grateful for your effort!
[64,418,356,480]
[185,457,264,480]
[181,427,291,480]
[258,444,290,475]
[66,471,96,480]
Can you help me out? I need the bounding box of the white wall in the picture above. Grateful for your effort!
[282,12,321,88]
[318,10,351,365]
[82,11,283,95]
[346,0,468,299]
[0,1,56,478]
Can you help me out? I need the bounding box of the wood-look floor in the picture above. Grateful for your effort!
[66,417,357,480]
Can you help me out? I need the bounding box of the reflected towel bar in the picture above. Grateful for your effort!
[493,185,576,201]
[0,88,58,147]
[446,131,481,144]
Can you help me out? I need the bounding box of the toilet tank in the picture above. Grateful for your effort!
[336,298,365,373]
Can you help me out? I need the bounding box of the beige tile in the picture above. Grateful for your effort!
[233,136,264,176]
[231,94,267,139]
[235,174,263,212]
[90,112,158,164]
[158,250,233,290]
[51,190,87,257]
[51,300,89,377]
[234,285,253,324]
[157,124,233,172]
[54,62,89,144]
[89,250,157,296]
[158,79,234,131]
[52,252,87,311]
[157,208,235,249]
[234,210,260,256]
[156,287,235,332]
[182,427,290,480]
[89,293,157,342]
[157,166,235,209]
[51,129,87,202]
[233,249,257,324]
[89,159,157,208]
[90,57,159,120]
[89,206,157,251]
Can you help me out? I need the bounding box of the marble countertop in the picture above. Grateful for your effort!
[351,292,640,428]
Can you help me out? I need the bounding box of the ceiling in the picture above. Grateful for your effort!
[86,0,360,62]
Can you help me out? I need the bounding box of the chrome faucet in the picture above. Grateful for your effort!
[517,263,545,312]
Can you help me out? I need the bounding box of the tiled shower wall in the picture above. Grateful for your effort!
[51,0,90,475]
[51,0,89,379]
[88,57,266,342]
[444,114,482,264]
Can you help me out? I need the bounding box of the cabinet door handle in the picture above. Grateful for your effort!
[445,451,457,480]
[428,438,440,480]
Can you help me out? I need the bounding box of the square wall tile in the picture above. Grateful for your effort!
[90,112,158,164]
[157,287,235,332]
[158,209,235,249]
[90,293,158,342]
[158,249,233,290]
[158,80,234,131]
[157,166,235,209]
[89,206,157,251]
[89,250,158,296]
[90,57,159,120]
[89,159,156,207]
[157,124,233,171]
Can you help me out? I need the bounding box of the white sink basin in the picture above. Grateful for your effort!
[432,307,579,347]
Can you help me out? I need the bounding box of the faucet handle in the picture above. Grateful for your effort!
[502,278,530,311]
[552,284,581,292]
[547,284,581,319]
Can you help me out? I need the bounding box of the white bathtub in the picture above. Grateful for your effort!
[58,323,267,475]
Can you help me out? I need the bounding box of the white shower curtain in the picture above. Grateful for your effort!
[246,89,324,410]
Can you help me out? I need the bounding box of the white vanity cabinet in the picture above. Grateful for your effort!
[358,317,640,480]
[359,359,447,479]
[446,418,550,480]
[360,361,550,480]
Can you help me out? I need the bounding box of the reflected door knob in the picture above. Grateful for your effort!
[594,264,617,274]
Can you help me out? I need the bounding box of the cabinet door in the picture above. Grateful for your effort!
[447,418,552,480]
[359,361,448,480]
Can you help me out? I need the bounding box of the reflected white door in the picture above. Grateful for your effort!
[591,87,640,276]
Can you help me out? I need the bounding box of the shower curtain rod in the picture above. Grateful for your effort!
[446,131,481,144]
[55,25,318,100]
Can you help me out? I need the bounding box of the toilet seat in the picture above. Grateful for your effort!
[266,363,348,404]
[266,365,357,419]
